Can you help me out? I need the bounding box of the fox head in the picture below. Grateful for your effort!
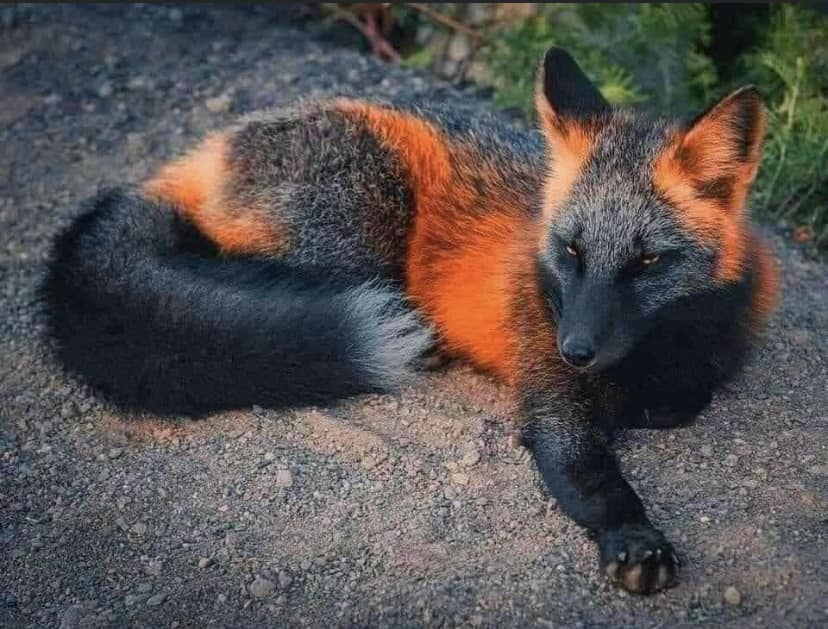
[535,48,768,372]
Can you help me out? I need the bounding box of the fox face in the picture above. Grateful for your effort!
[534,49,766,372]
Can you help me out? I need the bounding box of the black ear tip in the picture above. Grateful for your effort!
[543,47,578,74]
[729,85,764,108]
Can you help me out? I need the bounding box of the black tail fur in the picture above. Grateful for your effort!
[41,188,431,415]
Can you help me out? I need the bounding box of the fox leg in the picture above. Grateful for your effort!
[519,385,679,594]
[510,290,679,594]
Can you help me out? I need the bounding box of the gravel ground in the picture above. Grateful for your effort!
[1,5,826,628]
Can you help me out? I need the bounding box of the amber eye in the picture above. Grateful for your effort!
[565,243,579,257]
[640,254,660,266]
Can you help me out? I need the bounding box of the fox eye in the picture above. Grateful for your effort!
[565,242,579,257]
[640,253,660,266]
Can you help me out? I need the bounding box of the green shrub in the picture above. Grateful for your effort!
[738,5,828,245]
[480,4,715,116]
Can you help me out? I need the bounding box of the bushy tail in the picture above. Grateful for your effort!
[41,188,431,415]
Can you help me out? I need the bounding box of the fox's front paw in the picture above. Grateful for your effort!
[598,524,679,594]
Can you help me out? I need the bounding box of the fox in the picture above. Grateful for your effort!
[42,48,780,594]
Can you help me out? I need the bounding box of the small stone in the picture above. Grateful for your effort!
[300,559,312,571]
[127,76,146,89]
[198,557,213,569]
[278,571,292,588]
[108,448,123,459]
[724,585,742,606]
[249,576,275,599]
[97,82,113,98]
[450,473,469,486]
[461,450,481,467]
[807,465,828,476]
[137,582,152,593]
[131,522,148,536]
[59,604,86,629]
[169,8,183,24]
[725,454,739,467]
[215,547,231,564]
[146,593,166,607]
[264,452,276,463]
[217,594,227,604]
[205,94,232,114]
[275,469,293,488]
[700,445,713,457]
[147,558,162,576]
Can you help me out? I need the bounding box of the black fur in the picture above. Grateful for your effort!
[41,188,430,416]
[542,47,611,120]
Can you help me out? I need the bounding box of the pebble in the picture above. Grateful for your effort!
[59,605,87,629]
[724,585,742,606]
[278,571,293,588]
[198,557,213,569]
[807,465,828,476]
[215,547,231,564]
[108,448,123,459]
[146,592,166,607]
[700,445,713,457]
[97,82,113,98]
[137,582,153,593]
[249,576,275,599]
[131,522,148,536]
[461,449,481,467]
[451,473,470,486]
[725,454,739,467]
[275,469,293,488]
[205,93,233,114]
[124,594,148,607]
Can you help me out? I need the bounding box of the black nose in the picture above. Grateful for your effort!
[560,337,596,368]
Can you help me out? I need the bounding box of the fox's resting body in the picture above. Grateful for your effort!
[44,49,780,595]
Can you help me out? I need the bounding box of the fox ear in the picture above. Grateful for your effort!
[535,47,610,129]
[663,87,766,214]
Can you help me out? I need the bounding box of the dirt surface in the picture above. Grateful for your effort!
[1,5,826,628]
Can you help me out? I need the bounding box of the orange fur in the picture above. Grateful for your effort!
[334,99,534,381]
[144,133,284,255]
[652,89,766,283]
[535,88,599,237]
[748,232,782,329]
[652,140,749,282]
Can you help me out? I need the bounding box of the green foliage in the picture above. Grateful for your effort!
[480,4,715,116]
[738,5,828,245]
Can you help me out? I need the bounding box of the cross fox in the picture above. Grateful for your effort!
[43,48,780,594]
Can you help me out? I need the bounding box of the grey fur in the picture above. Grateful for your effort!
[543,113,720,316]
[229,103,412,281]
[340,282,434,388]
